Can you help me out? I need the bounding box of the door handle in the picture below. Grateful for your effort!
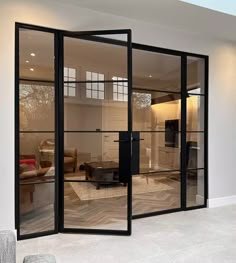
[114,139,129,143]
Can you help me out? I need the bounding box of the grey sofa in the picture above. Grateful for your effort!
[0,231,56,263]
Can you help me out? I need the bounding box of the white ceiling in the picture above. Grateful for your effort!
[50,0,236,42]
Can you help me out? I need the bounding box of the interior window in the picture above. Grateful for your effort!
[112,76,128,102]
[86,71,105,99]
[64,67,76,97]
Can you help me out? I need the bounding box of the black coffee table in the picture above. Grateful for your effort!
[84,161,120,189]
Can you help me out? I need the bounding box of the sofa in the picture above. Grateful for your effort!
[0,230,56,263]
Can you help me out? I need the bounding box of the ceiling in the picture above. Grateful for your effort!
[180,0,236,16]
[48,0,236,42]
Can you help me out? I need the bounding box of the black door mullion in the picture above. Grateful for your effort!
[57,31,65,232]
[181,55,187,209]
[127,30,132,235]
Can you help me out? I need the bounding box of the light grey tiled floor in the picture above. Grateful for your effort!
[17,205,236,263]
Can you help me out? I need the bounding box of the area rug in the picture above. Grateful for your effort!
[70,177,173,201]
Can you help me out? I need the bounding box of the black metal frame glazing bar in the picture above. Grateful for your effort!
[138,169,180,175]
[15,23,20,240]
[19,131,55,133]
[132,208,182,220]
[181,55,187,209]
[58,31,64,233]
[19,78,55,83]
[127,30,132,235]
[132,87,181,95]
[204,57,209,206]
[20,181,55,185]
[55,30,60,234]
[64,80,128,84]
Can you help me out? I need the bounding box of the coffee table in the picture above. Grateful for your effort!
[84,161,120,189]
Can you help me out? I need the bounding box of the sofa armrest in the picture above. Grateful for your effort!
[0,230,16,263]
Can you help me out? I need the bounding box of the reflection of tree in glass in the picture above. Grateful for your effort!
[20,84,54,130]
[133,92,151,109]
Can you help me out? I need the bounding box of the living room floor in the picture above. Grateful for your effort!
[17,205,236,263]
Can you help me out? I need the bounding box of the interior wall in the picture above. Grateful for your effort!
[1,0,236,230]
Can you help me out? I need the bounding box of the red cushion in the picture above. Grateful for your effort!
[20,159,36,166]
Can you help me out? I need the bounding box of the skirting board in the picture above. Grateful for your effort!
[208,195,236,208]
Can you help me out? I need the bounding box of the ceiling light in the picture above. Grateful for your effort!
[25,60,29,63]
[30,53,36,57]
[149,75,152,78]
[30,68,34,71]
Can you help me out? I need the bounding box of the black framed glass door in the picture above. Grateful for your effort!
[15,23,208,240]
[60,30,132,235]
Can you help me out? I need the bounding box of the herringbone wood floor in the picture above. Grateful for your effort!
[20,174,198,235]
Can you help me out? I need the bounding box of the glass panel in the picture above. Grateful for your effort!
[140,132,180,173]
[98,91,104,99]
[187,169,205,207]
[86,71,91,80]
[19,133,55,235]
[118,93,123,101]
[19,29,55,81]
[64,87,68,96]
[64,132,127,230]
[64,83,128,131]
[69,68,76,78]
[132,172,181,216]
[19,81,55,131]
[64,182,127,230]
[92,90,97,98]
[133,49,181,92]
[132,90,181,132]
[64,36,127,80]
[186,132,204,169]
[187,57,205,94]
[64,133,119,175]
[99,83,104,91]
[69,88,76,97]
[118,86,123,93]
[187,95,205,131]
[92,72,98,81]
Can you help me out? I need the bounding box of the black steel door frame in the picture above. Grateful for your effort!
[15,22,208,240]
[58,29,133,236]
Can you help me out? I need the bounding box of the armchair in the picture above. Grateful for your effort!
[39,139,77,172]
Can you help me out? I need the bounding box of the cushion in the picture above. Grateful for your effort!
[23,254,56,263]
[20,159,36,171]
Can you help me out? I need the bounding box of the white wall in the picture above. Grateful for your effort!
[0,0,236,230]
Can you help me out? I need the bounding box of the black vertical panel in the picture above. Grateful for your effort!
[131,132,140,175]
[119,132,131,183]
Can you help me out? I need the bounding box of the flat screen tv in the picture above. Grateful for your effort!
[165,119,179,148]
